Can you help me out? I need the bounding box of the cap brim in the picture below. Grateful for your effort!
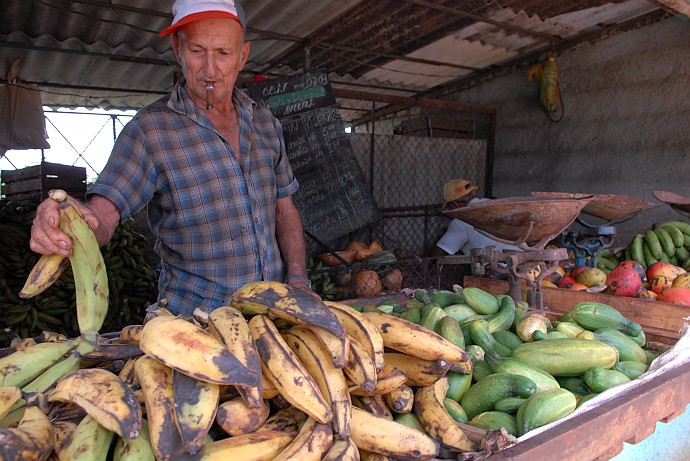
[160,11,244,36]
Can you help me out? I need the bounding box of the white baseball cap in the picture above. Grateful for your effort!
[160,0,246,36]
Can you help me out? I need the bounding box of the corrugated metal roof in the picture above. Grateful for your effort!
[0,0,673,118]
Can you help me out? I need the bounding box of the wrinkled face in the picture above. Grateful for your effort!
[172,18,250,109]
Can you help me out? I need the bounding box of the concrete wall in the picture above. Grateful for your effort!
[447,16,690,245]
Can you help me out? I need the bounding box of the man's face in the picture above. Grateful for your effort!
[172,18,250,108]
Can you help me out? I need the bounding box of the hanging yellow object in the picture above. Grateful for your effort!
[539,56,561,113]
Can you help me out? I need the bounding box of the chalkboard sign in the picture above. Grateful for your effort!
[247,73,380,242]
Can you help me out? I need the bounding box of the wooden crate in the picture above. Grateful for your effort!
[463,276,688,345]
[1,162,87,202]
[344,284,690,460]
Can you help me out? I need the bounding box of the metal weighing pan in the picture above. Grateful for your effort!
[443,195,594,250]
[653,190,690,220]
[531,192,658,224]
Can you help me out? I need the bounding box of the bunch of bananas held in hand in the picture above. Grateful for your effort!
[0,278,522,460]
[0,193,158,346]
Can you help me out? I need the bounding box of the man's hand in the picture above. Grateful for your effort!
[29,193,100,257]
[287,274,322,300]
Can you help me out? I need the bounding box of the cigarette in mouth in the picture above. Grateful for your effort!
[205,82,214,109]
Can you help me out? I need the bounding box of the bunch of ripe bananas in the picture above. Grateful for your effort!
[0,198,157,345]
[0,191,516,460]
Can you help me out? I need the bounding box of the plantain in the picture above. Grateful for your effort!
[18,254,69,299]
[272,416,334,461]
[206,306,263,408]
[112,418,156,461]
[0,339,75,387]
[284,325,352,439]
[342,336,378,393]
[350,406,439,460]
[60,414,115,461]
[0,387,22,421]
[193,430,294,460]
[0,405,53,461]
[322,437,360,461]
[384,384,415,414]
[413,377,480,452]
[363,312,471,365]
[349,364,408,397]
[49,189,109,337]
[172,370,219,455]
[228,281,347,340]
[48,367,142,440]
[248,315,333,424]
[326,301,385,372]
[382,352,451,387]
[134,355,185,461]
[139,315,258,387]
[215,396,270,436]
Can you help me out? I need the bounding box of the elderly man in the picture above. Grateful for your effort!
[432,179,520,257]
[29,0,313,315]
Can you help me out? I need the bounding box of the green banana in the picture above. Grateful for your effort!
[49,189,109,336]
[644,230,663,260]
[653,227,675,257]
[630,234,645,267]
[659,224,685,248]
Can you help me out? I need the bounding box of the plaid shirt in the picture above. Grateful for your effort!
[88,79,298,315]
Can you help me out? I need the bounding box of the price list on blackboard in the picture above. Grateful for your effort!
[247,73,380,242]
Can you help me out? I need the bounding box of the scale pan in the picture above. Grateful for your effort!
[531,192,658,222]
[443,195,594,248]
[653,190,690,219]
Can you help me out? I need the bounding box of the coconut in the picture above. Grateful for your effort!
[354,269,383,298]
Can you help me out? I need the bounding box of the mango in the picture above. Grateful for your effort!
[576,268,607,288]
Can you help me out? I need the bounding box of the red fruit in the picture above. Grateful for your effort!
[656,287,690,306]
[606,266,642,297]
[568,282,588,291]
[616,260,646,281]
[568,266,589,279]
[558,276,577,289]
[646,261,684,282]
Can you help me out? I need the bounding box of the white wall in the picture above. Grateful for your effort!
[447,16,690,244]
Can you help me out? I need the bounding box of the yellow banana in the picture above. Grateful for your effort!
[350,394,393,420]
[382,352,450,387]
[117,356,139,386]
[350,365,407,397]
[215,396,269,436]
[49,189,109,336]
[172,370,219,455]
[384,384,414,414]
[118,325,144,345]
[413,377,478,452]
[139,315,259,387]
[48,368,142,440]
[228,281,347,340]
[0,339,75,387]
[194,430,294,461]
[343,336,378,393]
[272,415,334,461]
[309,325,350,369]
[248,315,333,424]
[52,420,77,461]
[134,355,185,461]
[257,405,307,434]
[284,326,352,439]
[322,437,360,461]
[363,312,470,364]
[359,450,395,461]
[326,301,385,373]
[61,414,115,461]
[207,306,263,408]
[350,406,439,460]
[112,418,156,461]
[0,405,53,461]
[18,254,69,299]
[0,387,21,421]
